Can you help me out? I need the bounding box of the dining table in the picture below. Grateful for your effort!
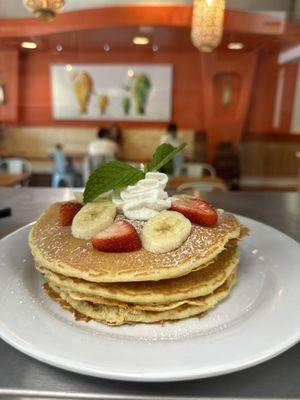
[0,172,31,187]
[0,187,300,400]
[167,175,227,191]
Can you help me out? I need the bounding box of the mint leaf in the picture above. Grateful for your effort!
[83,161,145,203]
[146,142,186,172]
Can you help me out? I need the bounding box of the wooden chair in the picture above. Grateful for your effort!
[185,162,216,177]
[1,158,32,186]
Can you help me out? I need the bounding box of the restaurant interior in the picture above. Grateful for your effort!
[2,1,300,396]
[1,0,300,193]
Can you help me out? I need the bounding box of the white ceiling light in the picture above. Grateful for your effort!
[152,44,159,52]
[21,41,37,49]
[133,36,149,45]
[66,64,73,71]
[103,43,111,52]
[191,0,225,53]
[227,42,244,50]
[56,44,63,52]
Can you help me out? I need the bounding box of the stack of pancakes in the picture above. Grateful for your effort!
[29,203,246,326]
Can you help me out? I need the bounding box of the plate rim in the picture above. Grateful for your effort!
[0,317,299,382]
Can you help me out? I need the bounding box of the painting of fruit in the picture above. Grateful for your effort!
[51,64,172,121]
[98,94,109,114]
[71,72,93,114]
[130,74,151,115]
[122,97,131,115]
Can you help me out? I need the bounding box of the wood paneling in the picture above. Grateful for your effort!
[240,141,300,177]
[3,126,299,180]
[121,129,194,162]
[0,126,195,162]
[0,50,19,122]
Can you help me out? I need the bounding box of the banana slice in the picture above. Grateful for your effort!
[71,200,116,240]
[73,191,84,203]
[141,210,191,254]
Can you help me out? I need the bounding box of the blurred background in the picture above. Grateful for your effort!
[1,0,300,194]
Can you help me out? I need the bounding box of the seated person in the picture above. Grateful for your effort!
[109,122,123,147]
[160,122,183,176]
[160,122,182,148]
[66,156,83,187]
[88,128,119,158]
[88,128,119,172]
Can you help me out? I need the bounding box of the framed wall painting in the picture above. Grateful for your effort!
[50,64,173,121]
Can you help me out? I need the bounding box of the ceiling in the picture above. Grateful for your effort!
[1,25,293,55]
[0,0,297,20]
[0,1,297,55]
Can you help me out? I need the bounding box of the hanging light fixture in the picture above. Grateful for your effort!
[23,0,65,20]
[191,0,225,53]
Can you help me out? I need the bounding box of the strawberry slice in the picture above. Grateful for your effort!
[170,198,218,227]
[92,221,142,252]
[59,202,83,226]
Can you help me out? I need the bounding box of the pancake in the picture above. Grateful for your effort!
[29,203,241,283]
[37,246,239,305]
[47,272,237,326]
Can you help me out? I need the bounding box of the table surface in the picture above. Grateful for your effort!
[0,172,31,187]
[0,188,300,399]
[167,176,226,190]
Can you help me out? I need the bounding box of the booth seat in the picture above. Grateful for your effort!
[0,126,195,171]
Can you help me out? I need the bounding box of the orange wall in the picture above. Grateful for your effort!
[200,51,258,162]
[247,52,298,134]
[17,49,297,137]
[18,51,205,129]
[0,51,19,122]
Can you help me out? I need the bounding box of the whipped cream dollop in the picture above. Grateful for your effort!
[112,172,171,220]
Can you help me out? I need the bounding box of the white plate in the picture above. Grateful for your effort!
[0,216,300,382]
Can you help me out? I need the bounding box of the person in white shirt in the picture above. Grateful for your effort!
[160,123,183,176]
[109,122,123,147]
[88,128,119,158]
[87,128,119,173]
[160,122,181,148]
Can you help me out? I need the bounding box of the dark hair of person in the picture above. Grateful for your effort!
[109,122,123,145]
[97,128,110,139]
[55,144,63,150]
[167,122,177,138]
[66,156,73,165]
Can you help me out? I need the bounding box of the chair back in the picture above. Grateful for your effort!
[186,163,216,178]
[5,158,32,175]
